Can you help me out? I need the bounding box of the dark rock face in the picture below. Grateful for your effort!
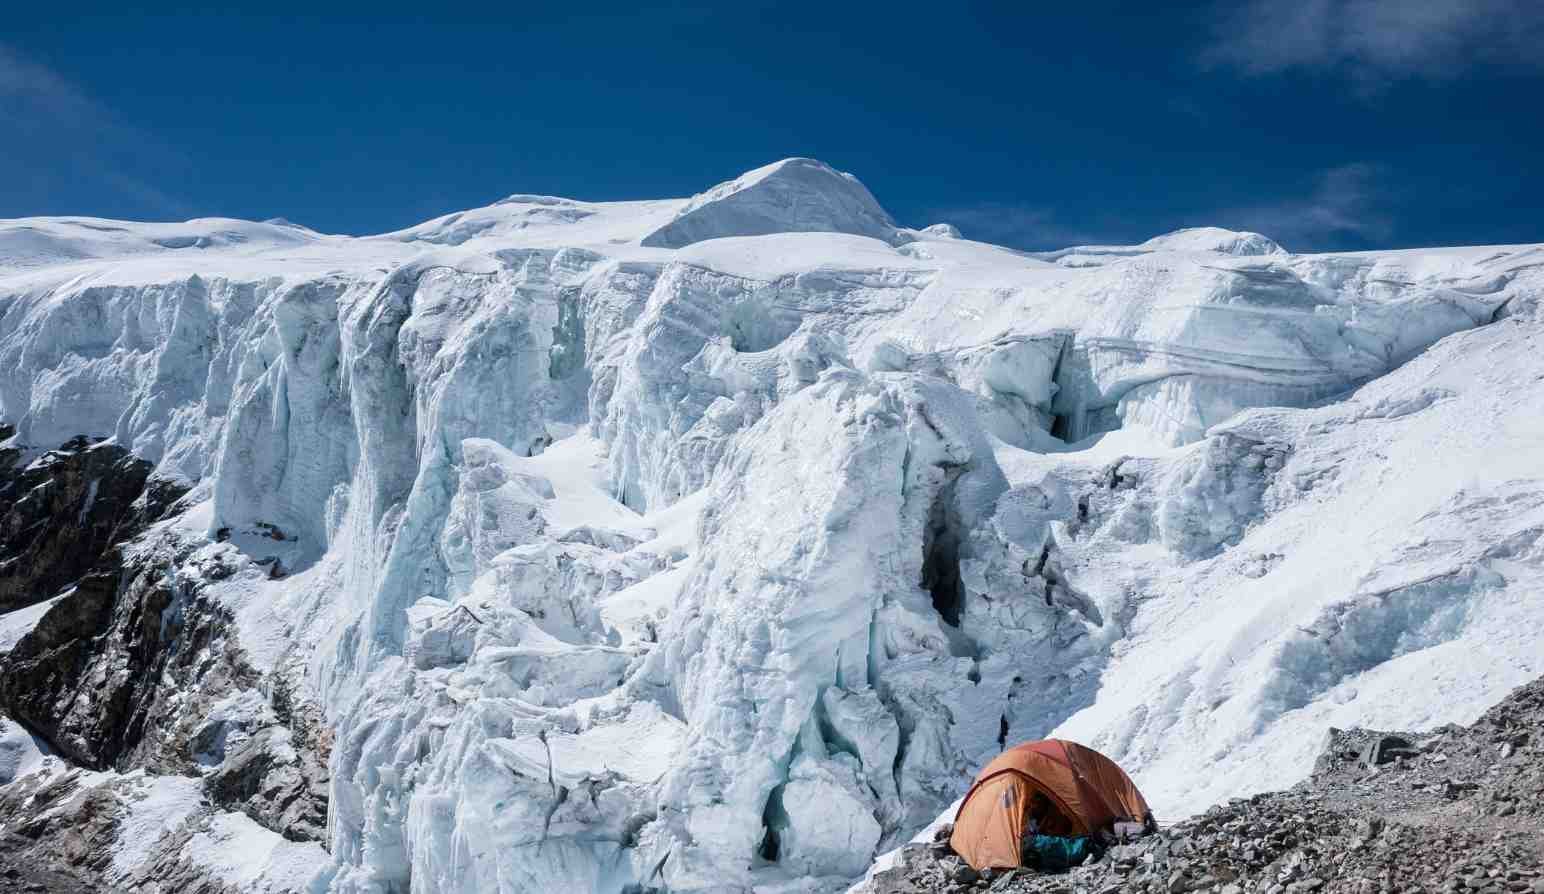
[0,769,125,893]
[0,431,160,614]
[871,676,1544,894]
[0,766,253,894]
[0,433,195,769]
[208,725,329,842]
[0,431,330,858]
[0,524,331,842]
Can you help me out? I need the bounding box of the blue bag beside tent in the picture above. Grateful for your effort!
[1023,834,1094,870]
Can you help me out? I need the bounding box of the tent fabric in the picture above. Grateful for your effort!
[954,773,1033,869]
[949,739,1151,870]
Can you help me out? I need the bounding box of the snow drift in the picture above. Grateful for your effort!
[0,159,1540,893]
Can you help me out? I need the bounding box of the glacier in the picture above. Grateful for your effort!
[0,157,1540,893]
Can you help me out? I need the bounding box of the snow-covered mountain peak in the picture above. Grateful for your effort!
[1031,226,1285,269]
[0,214,326,273]
[492,193,584,207]
[379,195,675,248]
[1137,225,1284,256]
[641,156,900,248]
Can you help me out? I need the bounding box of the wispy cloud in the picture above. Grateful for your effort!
[0,45,88,109]
[0,43,192,219]
[1200,0,1544,87]
[920,203,1110,251]
[1210,163,1394,251]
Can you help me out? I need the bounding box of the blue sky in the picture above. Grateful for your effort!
[3,1,1541,251]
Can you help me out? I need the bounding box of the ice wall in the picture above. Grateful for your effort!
[0,168,1541,894]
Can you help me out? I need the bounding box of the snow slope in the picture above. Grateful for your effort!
[0,159,1540,893]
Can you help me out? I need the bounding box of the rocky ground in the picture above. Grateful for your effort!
[870,676,1544,894]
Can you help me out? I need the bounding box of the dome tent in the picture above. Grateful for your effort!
[950,739,1152,870]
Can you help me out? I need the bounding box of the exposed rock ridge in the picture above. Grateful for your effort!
[0,434,332,888]
[0,429,156,614]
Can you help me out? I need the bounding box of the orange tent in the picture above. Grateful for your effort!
[949,739,1152,870]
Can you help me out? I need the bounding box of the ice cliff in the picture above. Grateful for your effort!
[0,157,1540,893]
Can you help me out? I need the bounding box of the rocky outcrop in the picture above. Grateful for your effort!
[207,725,329,842]
[0,769,122,893]
[0,764,303,894]
[0,433,193,769]
[0,431,158,614]
[0,531,331,843]
[0,433,330,859]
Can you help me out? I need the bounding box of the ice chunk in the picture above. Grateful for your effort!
[777,753,883,877]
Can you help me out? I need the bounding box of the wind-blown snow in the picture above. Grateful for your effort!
[1,159,1541,893]
[0,592,67,653]
[110,774,206,877]
[184,811,330,892]
[0,716,53,785]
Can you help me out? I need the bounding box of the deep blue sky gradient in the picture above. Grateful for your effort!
[4,2,1541,251]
